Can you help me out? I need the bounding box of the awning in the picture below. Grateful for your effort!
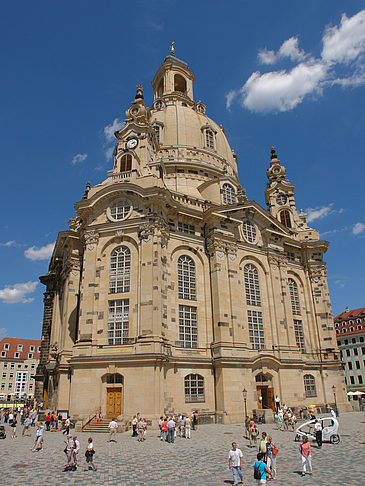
[347,391,356,395]
[352,391,365,396]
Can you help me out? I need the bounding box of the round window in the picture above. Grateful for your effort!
[108,199,132,221]
[276,194,287,205]
[242,221,257,244]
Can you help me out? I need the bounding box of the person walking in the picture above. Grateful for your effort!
[330,408,336,419]
[161,417,168,441]
[300,436,312,476]
[228,441,243,486]
[72,436,80,469]
[245,415,250,439]
[254,452,273,484]
[108,418,118,442]
[63,417,70,435]
[30,422,45,451]
[258,432,268,462]
[158,416,164,440]
[22,415,32,436]
[137,417,144,442]
[64,434,75,470]
[167,416,175,443]
[275,395,280,413]
[266,436,278,480]
[132,415,138,437]
[85,437,97,471]
[314,420,322,448]
[250,421,259,448]
[45,412,51,431]
[10,416,17,438]
[185,415,191,439]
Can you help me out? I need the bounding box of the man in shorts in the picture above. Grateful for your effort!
[30,422,44,451]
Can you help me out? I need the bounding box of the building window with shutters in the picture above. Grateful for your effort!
[304,374,316,397]
[184,374,205,402]
[178,255,196,300]
[110,246,131,294]
[108,299,129,345]
[178,305,197,348]
[244,264,261,306]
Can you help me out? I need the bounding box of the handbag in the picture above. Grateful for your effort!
[272,445,279,455]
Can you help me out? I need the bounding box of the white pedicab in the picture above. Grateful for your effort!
[294,416,340,444]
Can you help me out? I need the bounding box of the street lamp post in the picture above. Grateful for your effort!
[242,388,247,422]
[332,385,339,417]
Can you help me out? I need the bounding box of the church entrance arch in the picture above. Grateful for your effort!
[255,373,275,411]
[105,374,123,419]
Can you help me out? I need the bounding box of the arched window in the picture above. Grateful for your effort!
[242,221,257,243]
[153,126,160,144]
[106,374,123,384]
[157,79,164,97]
[184,374,204,402]
[304,374,316,397]
[244,264,261,306]
[205,129,214,149]
[280,210,292,228]
[288,278,301,315]
[174,74,186,93]
[222,183,236,204]
[110,246,131,293]
[110,199,131,221]
[120,154,132,172]
[178,255,196,300]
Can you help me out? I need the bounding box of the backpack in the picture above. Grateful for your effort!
[254,463,261,480]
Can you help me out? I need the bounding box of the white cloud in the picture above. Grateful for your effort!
[241,61,327,113]
[72,153,87,165]
[0,327,7,338]
[258,37,307,65]
[335,279,345,288]
[322,10,365,64]
[353,222,365,235]
[24,242,55,261]
[104,118,123,143]
[229,10,365,113]
[0,240,16,247]
[319,226,348,238]
[305,203,335,223]
[0,281,38,304]
[105,146,115,161]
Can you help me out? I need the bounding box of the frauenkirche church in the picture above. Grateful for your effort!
[35,48,348,423]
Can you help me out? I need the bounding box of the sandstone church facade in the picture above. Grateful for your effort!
[35,52,348,423]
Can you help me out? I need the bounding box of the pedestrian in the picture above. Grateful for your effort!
[245,415,250,439]
[72,436,80,469]
[193,411,198,430]
[158,416,164,440]
[258,432,268,462]
[161,417,168,441]
[30,422,45,451]
[143,417,147,440]
[191,412,195,431]
[11,416,17,438]
[266,436,278,480]
[137,417,144,442]
[185,415,191,439]
[45,412,51,431]
[178,414,185,438]
[64,434,74,470]
[57,412,62,430]
[254,452,273,484]
[275,395,280,413]
[63,417,70,435]
[167,416,175,443]
[30,409,37,426]
[132,415,138,437]
[330,408,336,419]
[250,421,259,448]
[85,437,97,471]
[22,415,32,436]
[228,441,243,486]
[108,418,118,442]
[314,420,322,448]
[300,436,312,476]
[51,411,57,431]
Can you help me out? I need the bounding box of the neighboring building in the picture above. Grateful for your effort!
[35,49,348,423]
[0,337,41,401]
[334,307,365,394]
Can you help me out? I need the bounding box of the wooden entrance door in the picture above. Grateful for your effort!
[257,386,276,410]
[106,388,122,418]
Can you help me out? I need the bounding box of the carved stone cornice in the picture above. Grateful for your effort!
[83,230,99,251]
[206,237,237,260]
[138,217,170,247]
[268,254,287,268]
[308,265,327,283]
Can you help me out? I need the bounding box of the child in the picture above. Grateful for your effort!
[300,435,312,476]
[85,437,97,471]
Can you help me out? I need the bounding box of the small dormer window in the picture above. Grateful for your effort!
[205,129,214,149]
[196,102,206,114]
[120,154,132,173]
[222,183,236,204]
[280,209,292,228]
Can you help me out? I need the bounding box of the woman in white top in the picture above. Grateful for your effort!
[85,437,97,471]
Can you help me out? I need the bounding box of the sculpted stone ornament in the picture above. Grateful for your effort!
[268,254,287,268]
[83,230,99,251]
[138,223,154,242]
[226,242,238,261]
[309,266,327,283]
[206,237,226,259]
[68,216,82,232]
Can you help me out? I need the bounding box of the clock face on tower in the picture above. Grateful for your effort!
[126,138,138,149]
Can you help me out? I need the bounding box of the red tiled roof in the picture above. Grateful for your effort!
[334,307,365,321]
[0,337,41,360]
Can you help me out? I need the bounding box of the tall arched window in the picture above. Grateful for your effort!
[222,183,236,204]
[110,246,131,293]
[205,129,214,149]
[184,374,205,402]
[178,255,196,300]
[244,264,261,306]
[174,74,187,93]
[280,210,292,228]
[288,278,301,315]
[304,374,316,397]
[120,154,132,172]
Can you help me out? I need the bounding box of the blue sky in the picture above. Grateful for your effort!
[0,0,364,339]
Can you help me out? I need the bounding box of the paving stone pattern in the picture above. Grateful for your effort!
[0,412,363,485]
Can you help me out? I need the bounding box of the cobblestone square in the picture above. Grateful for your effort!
[0,412,363,485]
